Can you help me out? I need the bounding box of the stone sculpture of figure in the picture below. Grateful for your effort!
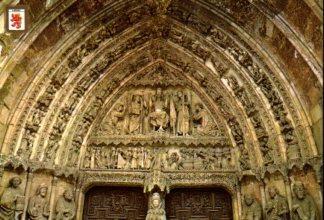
[131,148,139,169]
[176,92,190,136]
[27,183,50,220]
[55,189,76,220]
[193,103,210,134]
[265,186,289,220]
[166,152,182,170]
[169,93,177,135]
[0,177,24,220]
[129,95,142,134]
[292,181,317,220]
[146,192,166,220]
[109,103,127,134]
[149,88,169,132]
[242,194,262,220]
[239,148,251,170]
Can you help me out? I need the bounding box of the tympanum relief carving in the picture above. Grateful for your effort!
[94,87,220,138]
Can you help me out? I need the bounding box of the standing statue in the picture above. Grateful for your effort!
[169,93,177,135]
[55,189,76,220]
[129,95,143,134]
[176,92,190,136]
[27,184,50,220]
[242,194,262,220]
[0,177,25,220]
[292,181,317,220]
[149,88,169,132]
[146,192,166,220]
[109,103,127,135]
[265,186,289,220]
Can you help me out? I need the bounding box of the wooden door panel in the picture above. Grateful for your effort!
[166,188,233,220]
[83,187,147,220]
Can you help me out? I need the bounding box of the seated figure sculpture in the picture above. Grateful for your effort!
[149,88,169,132]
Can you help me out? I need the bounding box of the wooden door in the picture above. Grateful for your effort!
[165,188,233,220]
[83,186,148,220]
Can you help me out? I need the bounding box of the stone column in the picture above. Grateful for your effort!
[235,187,242,220]
[75,184,84,220]
[48,176,58,220]
[22,172,33,220]
[259,180,267,220]
[232,191,240,220]
[283,177,293,220]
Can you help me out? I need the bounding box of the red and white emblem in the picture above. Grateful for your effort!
[7,8,26,31]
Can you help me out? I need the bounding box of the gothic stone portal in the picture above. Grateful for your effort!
[83,187,233,220]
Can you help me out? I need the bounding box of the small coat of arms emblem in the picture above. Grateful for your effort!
[5,6,28,32]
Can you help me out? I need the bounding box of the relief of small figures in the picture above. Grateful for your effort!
[0,177,25,220]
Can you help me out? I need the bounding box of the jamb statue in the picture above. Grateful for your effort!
[0,177,25,220]
[27,183,50,220]
[292,181,317,220]
[55,189,76,220]
[242,194,262,220]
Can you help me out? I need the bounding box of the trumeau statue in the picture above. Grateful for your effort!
[265,186,289,220]
[55,189,76,220]
[146,192,166,220]
[291,181,317,220]
[0,177,24,220]
[27,184,50,220]
[242,194,262,220]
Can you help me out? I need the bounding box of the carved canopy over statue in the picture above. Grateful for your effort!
[95,87,219,138]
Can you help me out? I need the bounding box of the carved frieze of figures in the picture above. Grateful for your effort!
[265,186,289,220]
[0,177,25,220]
[55,189,76,220]
[83,144,234,171]
[242,194,262,220]
[96,87,219,137]
[292,181,317,220]
[27,184,50,220]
